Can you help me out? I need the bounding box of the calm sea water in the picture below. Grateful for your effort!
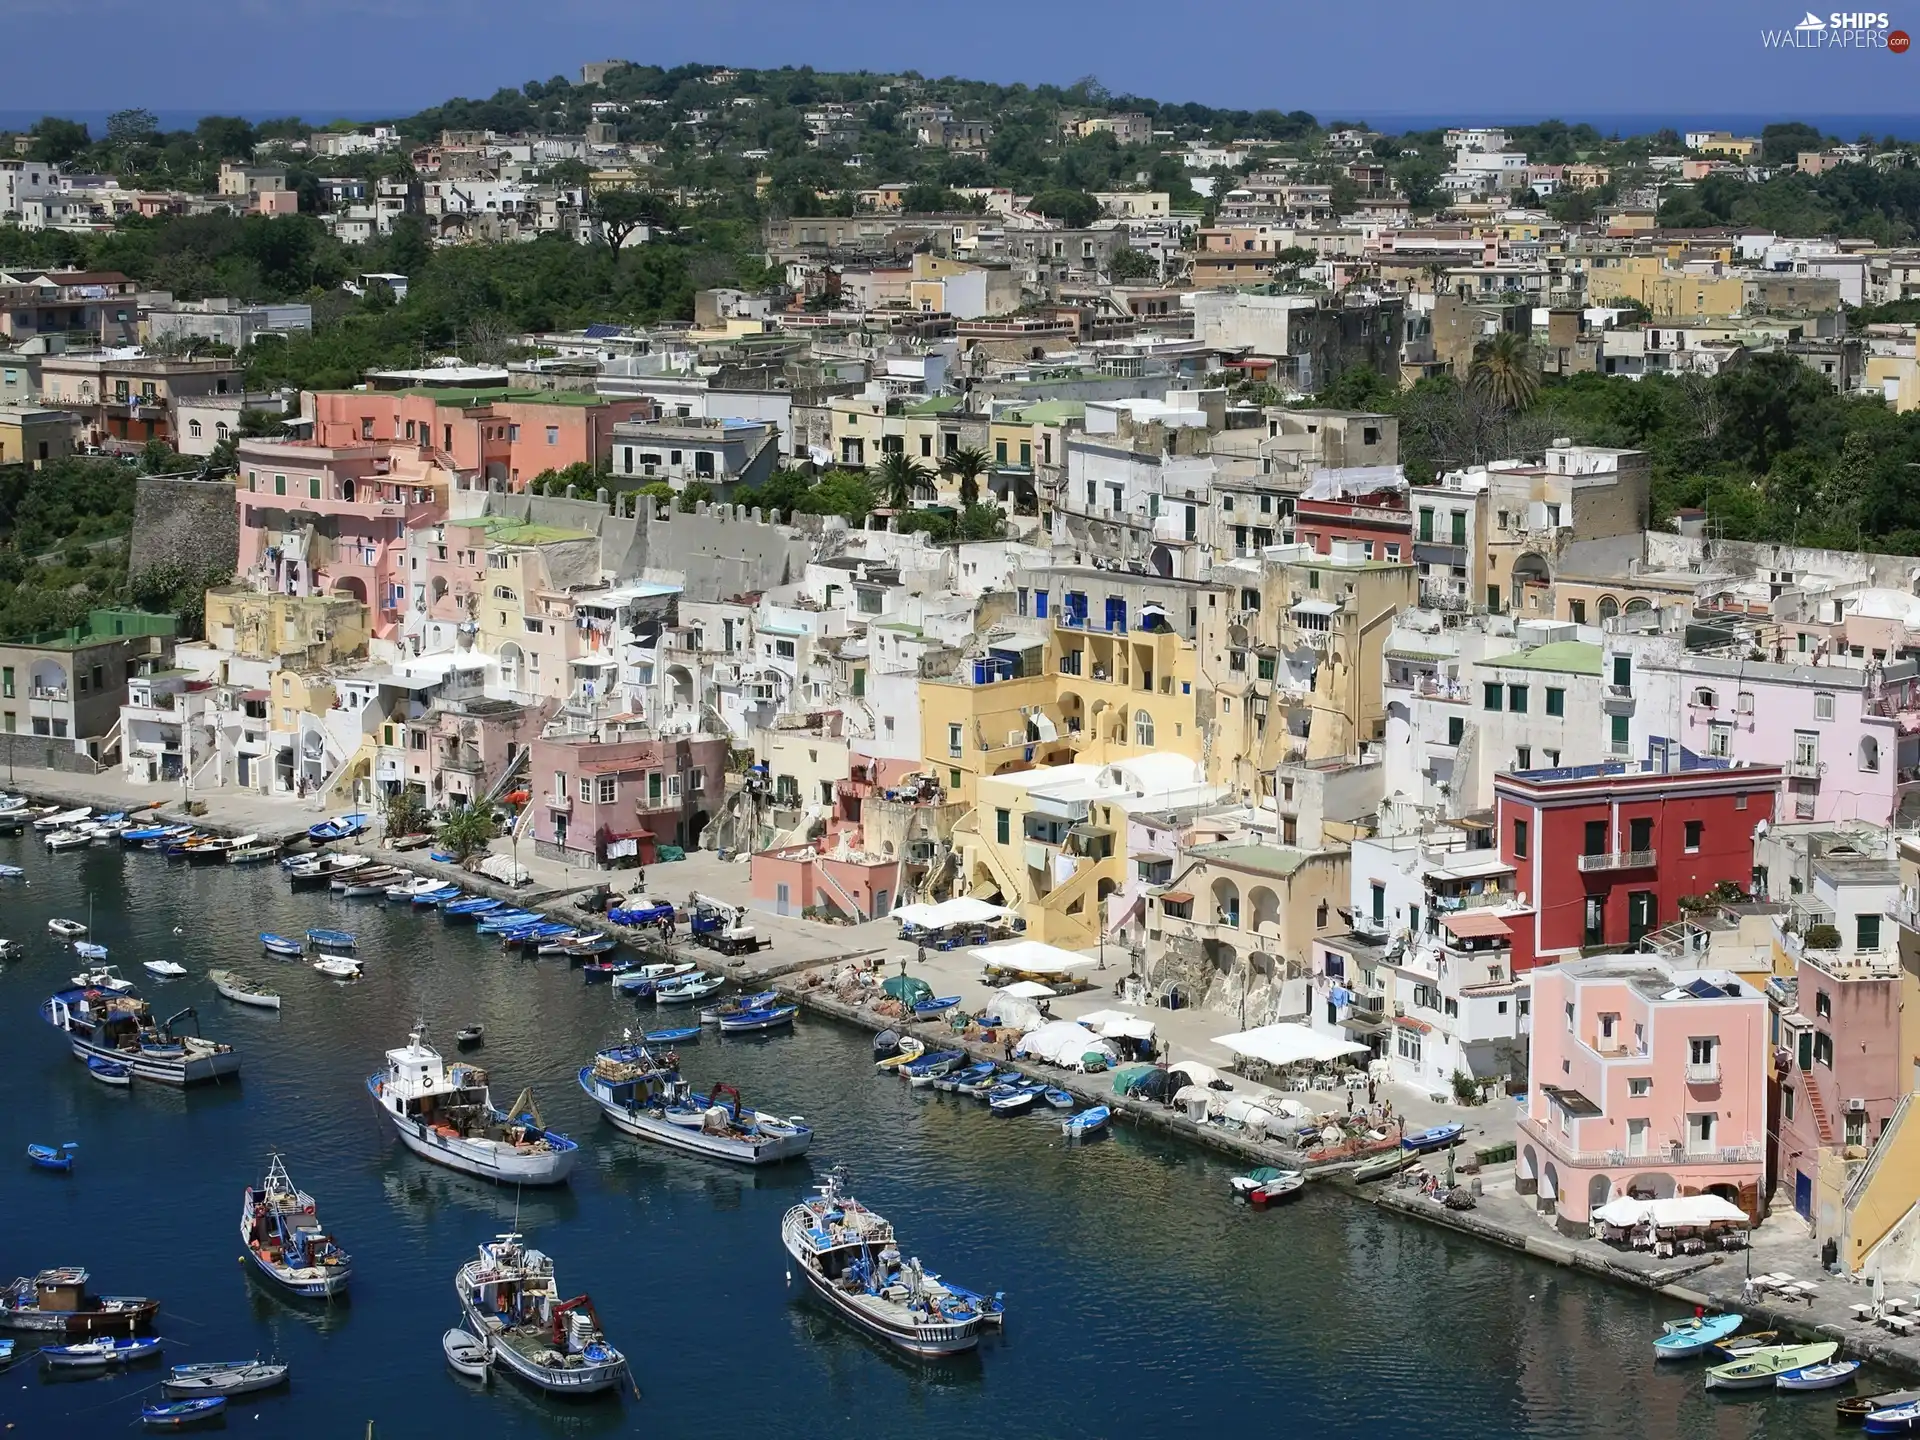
[0,835,1878,1436]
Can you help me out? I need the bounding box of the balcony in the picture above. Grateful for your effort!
[1602,684,1634,714]
[1889,889,1920,933]
[440,750,484,774]
[546,791,572,812]
[1787,759,1823,780]
[1685,1060,1721,1086]
[1516,1112,1764,1168]
[1341,992,1387,1022]
[1575,849,1656,873]
[30,686,68,701]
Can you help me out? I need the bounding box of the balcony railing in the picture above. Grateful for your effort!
[1787,759,1822,780]
[1575,849,1656,872]
[547,792,572,811]
[1889,889,1920,933]
[1685,1060,1721,1085]
[1517,1113,1763,1167]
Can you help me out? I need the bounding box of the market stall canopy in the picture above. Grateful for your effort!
[1015,1020,1115,1069]
[974,940,1095,978]
[1211,1024,1369,1068]
[1591,1195,1749,1229]
[1167,1061,1222,1089]
[893,898,1017,930]
[998,980,1057,999]
[1077,1008,1156,1041]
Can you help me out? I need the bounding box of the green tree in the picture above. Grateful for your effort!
[384,786,431,838]
[435,804,496,862]
[140,438,181,474]
[797,470,875,523]
[591,187,668,259]
[875,452,931,510]
[1825,428,1876,544]
[1468,331,1539,413]
[1108,246,1156,281]
[1027,189,1101,228]
[105,108,159,150]
[194,115,258,160]
[943,446,990,509]
[958,503,1006,540]
[27,117,91,165]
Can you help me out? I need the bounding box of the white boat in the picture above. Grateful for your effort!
[45,830,91,852]
[47,919,87,939]
[387,877,448,900]
[455,1235,624,1395]
[34,807,90,832]
[70,966,134,994]
[313,957,362,979]
[142,961,187,979]
[367,1024,578,1186]
[579,1042,811,1166]
[163,1360,290,1397]
[443,1327,491,1381]
[781,1172,988,1356]
[40,990,240,1086]
[208,970,280,1010]
[242,1155,351,1298]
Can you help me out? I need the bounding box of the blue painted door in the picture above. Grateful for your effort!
[1794,1169,1813,1219]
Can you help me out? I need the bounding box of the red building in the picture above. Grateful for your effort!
[1494,753,1780,969]
[1293,467,1412,561]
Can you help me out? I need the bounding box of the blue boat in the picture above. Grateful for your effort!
[474,911,540,935]
[1866,1400,1920,1435]
[1062,1104,1111,1138]
[412,886,463,907]
[305,929,356,952]
[1043,1087,1077,1109]
[260,933,304,958]
[643,1025,701,1044]
[702,990,780,1024]
[987,1080,1045,1115]
[442,896,502,919]
[307,813,367,843]
[1653,1311,1744,1360]
[122,826,172,845]
[0,864,21,878]
[26,1142,77,1171]
[72,941,108,961]
[934,1060,998,1093]
[611,969,654,996]
[899,1048,965,1082]
[911,994,963,1017]
[609,901,674,926]
[583,957,637,984]
[1400,1122,1465,1153]
[0,1338,12,1364]
[718,1004,799,1034]
[42,1335,161,1368]
[87,1057,131,1087]
[141,1397,226,1428]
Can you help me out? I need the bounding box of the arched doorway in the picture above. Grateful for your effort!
[1210,877,1241,928]
[333,575,368,608]
[1541,1162,1561,1215]
[688,809,710,850]
[1518,1143,1539,1196]
[1626,1171,1677,1200]
[1587,1173,1613,1217]
[497,641,525,693]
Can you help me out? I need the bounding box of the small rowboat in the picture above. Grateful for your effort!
[208,969,280,1009]
[1247,1172,1306,1208]
[1062,1104,1110,1139]
[1713,1329,1779,1359]
[1399,1122,1465,1153]
[260,933,304,958]
[911,994,962,1017]
[1654,1311,1744,1360]
[1351,1150,1416,1183]
[1779,1359,1862,1391]
[875,1036,927,1070]
[1866,1398,1920,1434]
[305,929,356,952]
[41,1334,161,1368]
[88,1057,131,1087]
[456,1026,484,1048]
[48,918,87,938]
[313,957,362,979]
[1043,1088,1077,1109]
[27,1142,77,1171]
[1705,1341,1837,1390]
[1843,1389,1920,1425]
[442,1327,491,1381]
[163,1360,289,1396]
[140,1397,226,1428]
[643,1025,701,1044]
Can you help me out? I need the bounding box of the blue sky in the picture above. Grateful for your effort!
[6,0,1917,124]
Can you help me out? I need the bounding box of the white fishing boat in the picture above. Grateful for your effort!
[781,1172,989,1357]
[44,829,91,852]
[47,918,87,939]
[142,960,187,979]
[162,1360,290,1397]
[442,1328,491,1382]
[208,970,280,1010]
[367,1024,578,1185]
[454,1234,625,1395]
[40,990,239,1086]
[312,957,362,979]
[70,965,134,994]
[579,1041,811,1166]
[241,1155,351,1298]
[34,807,90,832]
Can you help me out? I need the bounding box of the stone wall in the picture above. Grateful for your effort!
[0,734,108,775]
[128,474,239,583]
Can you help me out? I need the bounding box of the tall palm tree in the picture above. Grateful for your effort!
[943,445,990,510]
[1468,330,1539,413]
[876,451,931,511]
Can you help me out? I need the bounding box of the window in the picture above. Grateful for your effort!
[1370,883,1385,925]
[1859,913,1882,951]
[1395,1027,1422,1064]
[546,426,559,445]
[1687,1112,1716,1153]
[0,668,9,700]
[1814,1030,1834,1067]
[947,723,963,758]
[1564,1002,1575,1032]
[1134,710,1155,746]
[995,808,1010,845]
[1815,691,1835,721]
[1628,1077,1651,1098]
[1508,685,1527,714]
[1512,818,1528,859]
[596,776,617,805]
[1783,1085,1795,1121]
[1794,730,1819,769]
[1584,895,1604,946]
[1736,691,1754,715]
[1418,507,1434,542]
[1684,820,1702,853]
[1483,682,1502,711]
[1847,1112,1867,1148]
[1583,822,1608,857]
[1611,655,1631,690]
[1626,1118,1650,1156]
[1447,716,1463,746]
[1708,721,1732,758]
[1515,746,1531,770]
[1861,737,1881,773]
[274,474,286,496]
[1545,687,1564,717]
[1624,817,1650,854]
[1692,687,1717,709]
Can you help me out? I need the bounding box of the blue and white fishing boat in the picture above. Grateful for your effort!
[643,1025,701,1045]
[717,1004,799,1035]
[781,1171,989,1357]
[72,940,109,961]
[1043,1087,1077,1109]
[987,1079,1045,1115]
[656,972,725,1003]
[442,896,502,919]
[956,1066,1016,1097]
[307,813,367,843]
[412,885,464,907]
[702,990,780,1024]
[141,1397,226,1428]
[1653,1312,1744,1360]
[163,1360,289,1396]
[544,932,618,959]
[934,1061,998,1094]
[387,877,451,902]
[260,933,304,958]
[121,826,173,846]
[455,1234,625,1395]
[1399,1122,1465,1153]
[305,929,356,953]
[501,923,575,951]
[579,1040,811,1164]
[474,911,542,935]
[911,994,963,1018]
[1062,1104,1111,1139]
[1866,1398,1920,1433]
[41,992,239,1086]
[1778,1358,1861,1390]
[27,1142,76,1171]
[242,1154,351,1298]
[899,1049,965,1086]
[40,1334,161,1368]
[87,1057,131,1087]
[368,1023,577,1186]
[0,864,21,878]
[610,967,653,995]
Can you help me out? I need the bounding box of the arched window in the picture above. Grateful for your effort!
[492,585,518,601]
[1134,709,1155,747]
[1691,687,1717,709]
[1861,736,1882,773]
[1598,596,1620,621]
[188,419,202,438]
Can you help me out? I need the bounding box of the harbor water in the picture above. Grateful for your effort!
[0,834,1882,1435]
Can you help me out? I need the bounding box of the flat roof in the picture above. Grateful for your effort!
[1482,641,1603,676]
[1187,842,1313,879]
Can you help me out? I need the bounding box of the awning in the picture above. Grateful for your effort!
[1031,713,1059,742]
[239,689,269,701]
[1392,1016,1432,1033]
[1290,600,1338,616]
[1210,1023,1368,1067]
[1158,891,1194,904]
[974,940,1095,978]
[1442,910,1513,939]
[1592,1195,1749,1229]
[1540,1083,1602,1117]
[892,898,1015,929]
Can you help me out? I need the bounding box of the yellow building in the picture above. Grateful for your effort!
[461,517,599,701]
[203,587,370,668]
[1584,256,1746,317]
[0,406,73,467]
[266,668,336,794]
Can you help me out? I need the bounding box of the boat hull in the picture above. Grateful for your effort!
[52,1026,239,1087]
[782,1248,979,1356]
[455,1295,624,1395]
[242,1244,350,1299]
[0,1299,160,1336]
[163,1364,288,1397]
[367,1077,577,1185]
[587,1091,811,1166]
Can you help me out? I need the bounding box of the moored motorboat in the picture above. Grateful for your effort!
[903,1049,967,1087]
[656,972,725,1003]
[442,1327,490,1381]
[703,990,780,1024]
[0,1269,159,1335]
[260,933,304,958]
[455,1234,624,1394]
[305,929,356,952]
[781,1171,988,1356]
[1043,1087,1077,1109]
[580,1042,811,1164]
[368,1024,578,1185]
[1779,1359,1862,1391]
[1654,1311,1744,1360]
[27,1142,77,1171]
[39,1334,162,1368]
[47,918,87,939]
[40,990,239,1085]
[1062,1104,1110,1138]
[307,813,368,843]
[143,960,187,979]
[442,896,502,920]
[208,970,280,1010]
[140,1397,225,1428]
[410,885,463,907]
[163,1360,289,1397]
[1705,1341,1837,1390]
[242,1154,351,1298]
[387,877,450,901]
[227,844,279,865]
[543,932,617,959]
[341,868,403,897]
[717,1004,799,1035]
[71,964,133,992]
[1867,1399,1920,1434]
[313,956,362,979]
[986,1078,1044,1114]
[456,1025,484,1047]
[87,1058,131,1087]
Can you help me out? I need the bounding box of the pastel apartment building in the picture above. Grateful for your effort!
[527,731,727,866]
[1520,957,1768,1231]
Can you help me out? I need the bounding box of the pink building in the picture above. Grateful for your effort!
[236,439,455,640]
[527,732,726,867]
[1519,956,1768,1232]
[306,390,655,492]
[751,844,902,922]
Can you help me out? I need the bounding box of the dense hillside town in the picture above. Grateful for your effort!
[10,60,1920,1299]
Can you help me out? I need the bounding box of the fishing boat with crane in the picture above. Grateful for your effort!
[367,1023,578,1185]
[40,991,239,1086]
[0,1268,159,1336]
[240,1155,352,1298]
[454,1233,626,1395]
[578,1039,811,1165]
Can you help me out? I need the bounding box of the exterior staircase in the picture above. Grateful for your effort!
[813,862,867,922]
[1799,1060,1837,1146]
